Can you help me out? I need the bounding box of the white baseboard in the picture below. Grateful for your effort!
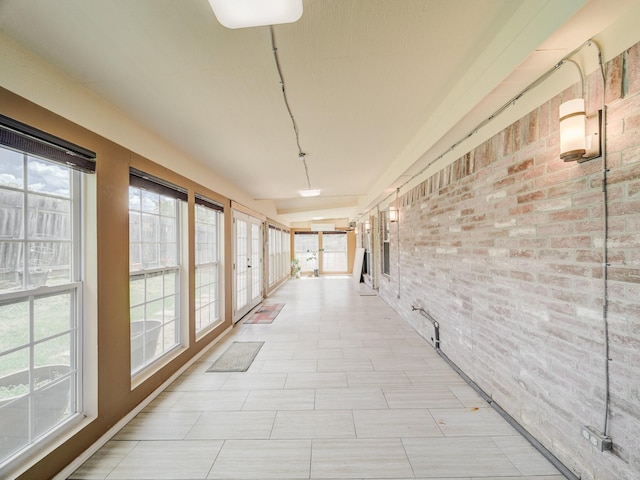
[54,325,232,479]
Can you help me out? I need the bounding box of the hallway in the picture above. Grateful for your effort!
[70,276,563,479]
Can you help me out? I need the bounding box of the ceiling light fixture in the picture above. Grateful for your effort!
[208,0,302,29]
[299,189,321,197]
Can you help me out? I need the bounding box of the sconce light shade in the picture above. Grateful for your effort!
[389,208,398,222]
[559,98,587,162]
[365,220,371,232]
[208,0,303,29]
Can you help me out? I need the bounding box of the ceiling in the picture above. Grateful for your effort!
[0,0,637,224]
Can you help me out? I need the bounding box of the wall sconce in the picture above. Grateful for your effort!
[364,220,371,232]
[559,98,601,162]
[354,226,359,235]
[389,208,398,223]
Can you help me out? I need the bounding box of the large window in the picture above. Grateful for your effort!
[322,232,347,272]
[294,232,319,273]
[194,196,222,335]
[129,170,185,375]
[0,115,95,470]
[268,225,290,286]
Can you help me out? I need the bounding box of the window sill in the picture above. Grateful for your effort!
[130,345,187,391]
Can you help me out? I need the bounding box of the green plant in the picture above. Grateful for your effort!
[291,258,301,276]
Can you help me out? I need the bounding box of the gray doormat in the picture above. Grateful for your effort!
[207,341,264,372]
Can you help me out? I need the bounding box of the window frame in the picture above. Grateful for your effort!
[0,116,94,473]
[382,210,391,276]
[128,169,186,377]
[194,195,223,337]
[321,231,348,272]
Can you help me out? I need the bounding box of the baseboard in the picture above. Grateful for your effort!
[54,325,233,479]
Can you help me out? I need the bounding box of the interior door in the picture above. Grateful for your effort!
[233,211,263,322]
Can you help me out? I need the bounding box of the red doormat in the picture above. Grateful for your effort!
[243,303,285,324]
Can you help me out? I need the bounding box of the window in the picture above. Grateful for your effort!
[268,226,276,285]
[382,211,390,275]
[294,232,318,273]
[268,225,290,285]
[322,232,347,272]
[129,169,186,375]
[282,229,290,276]
[0,114,95,470]
[194,196,222,335]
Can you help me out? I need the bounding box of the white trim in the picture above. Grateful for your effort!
[53,324,233,480]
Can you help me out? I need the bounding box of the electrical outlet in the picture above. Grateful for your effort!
[581,425,612,452]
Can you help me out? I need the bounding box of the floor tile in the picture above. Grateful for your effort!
[492,435,561,475]
[353,408,442,438]
[185,411,276,439]
[431,407,517,436]
[292,347,344,360]
[271,410,355,439]
[406,371,468,385]
[70,277,561,480]
[168,390,249,412]
[382,386,463,409]
[242,388,315,410]
[347,371,411,387]
[113,412,202,440]
[208,440,311,479]
[105,440,222,479]
[315,388,388,410]
[317,358,374,372]
[310,438,414,478]
[260,359,318,373]
[69,441,138,480]
[402,437,521,477]
[165,373,230,392]
[285,372,349,389]
[448,384,487,408]
[142,391,185,413]
[220,373,287,390]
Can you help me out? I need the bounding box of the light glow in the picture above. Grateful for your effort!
[299,189,321,197]
[559,98,586,162]
[208,0,303,29]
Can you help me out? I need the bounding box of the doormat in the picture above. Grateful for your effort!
[206,341,264,372]
[243,303,285,324]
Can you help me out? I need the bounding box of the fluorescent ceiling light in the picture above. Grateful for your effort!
[299,189,321,197]
[208,0,303,29]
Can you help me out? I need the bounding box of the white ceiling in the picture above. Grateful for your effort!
[0,0,637,224]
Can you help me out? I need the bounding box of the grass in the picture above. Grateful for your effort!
[0,277,74,385]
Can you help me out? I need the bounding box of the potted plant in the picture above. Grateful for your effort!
[306,249,324,277]
[291,258,301,278]
[0,364,71,442]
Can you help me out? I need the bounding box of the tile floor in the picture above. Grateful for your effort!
[69,276,564,480]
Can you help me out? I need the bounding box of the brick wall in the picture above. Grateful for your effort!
[379,42,640,480]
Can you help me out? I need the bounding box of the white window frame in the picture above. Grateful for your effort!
[128,172,186,378]
[322,231,348,272]
[194,198,222,337]
[0,143,91,474]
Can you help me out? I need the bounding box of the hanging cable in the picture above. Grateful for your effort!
[565,58,585,98]
[269,26,312,190]
[355,39,598,224]
[591,38,611,437]
[357,38,614,440]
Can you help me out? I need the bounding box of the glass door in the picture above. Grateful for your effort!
[233,210,262,322]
